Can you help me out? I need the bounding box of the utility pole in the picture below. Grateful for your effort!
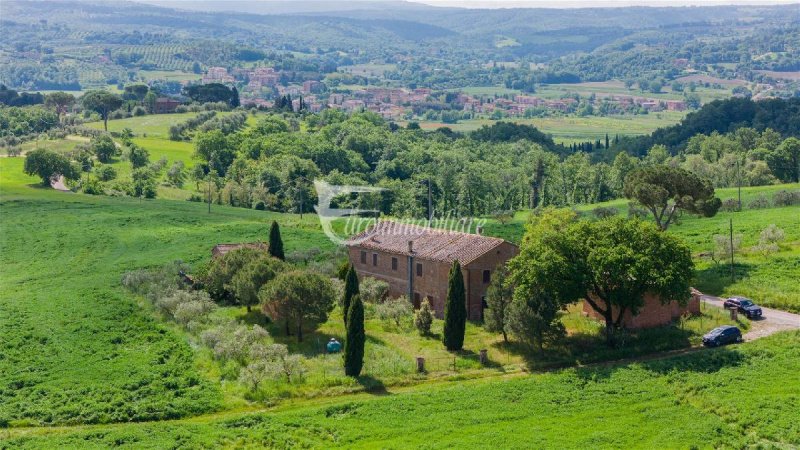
[427,178,432,224]
[729,218,735,281]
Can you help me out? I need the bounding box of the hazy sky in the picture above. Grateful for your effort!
[414,0,799,6]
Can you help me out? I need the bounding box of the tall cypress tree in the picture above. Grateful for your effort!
[442,260,466,351]
[231,86,240,108]
[343,264,359,326]
[268,220,285,261]
[344,294,365,377]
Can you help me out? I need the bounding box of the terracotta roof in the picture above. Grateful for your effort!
[345,221,508,266]
[212,242,268,258]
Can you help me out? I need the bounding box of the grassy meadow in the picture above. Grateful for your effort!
[419,112,688,144]
[3,331,798,448]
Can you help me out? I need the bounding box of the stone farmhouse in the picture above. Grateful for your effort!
[345,221,519,321]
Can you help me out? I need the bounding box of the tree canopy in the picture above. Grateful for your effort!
[624,165,721,231]
[510,212,694,345]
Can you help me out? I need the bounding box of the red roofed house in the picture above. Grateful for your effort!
[345,221,518,321]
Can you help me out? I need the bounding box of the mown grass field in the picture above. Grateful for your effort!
[482,184,800,312]
[3,331,798,448]
[419,112,688,144]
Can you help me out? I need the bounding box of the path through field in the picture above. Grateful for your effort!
[701,293,800,340]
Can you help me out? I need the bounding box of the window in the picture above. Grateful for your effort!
[360,251,366,264]
[391,257,398,271]
[372,253,378,266]
[483,270,491,284]
[416,263,423,277]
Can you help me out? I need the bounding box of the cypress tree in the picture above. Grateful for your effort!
[231,86,240,108]
[343,264,359,326]
[442,260,466,351]
[344,294,365,377]
[268,220,285,261]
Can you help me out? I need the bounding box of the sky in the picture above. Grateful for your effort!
[417,0,799,6]
[420,0,799,6]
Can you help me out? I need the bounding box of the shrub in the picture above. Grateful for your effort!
[627,203,649,220]
[132,106,146,116]
[201,323,270,365]
[592,206,618,219]
[253,200,266,210]
[173,297,217,326]
[360,277,390,304]
[747,194,770,209]
[754,224,785,256]
[94,164,117,181]
[375,297,412,327]
[773,190,800,207]
[414,299,434,335]
[720,198,739,212]
[82,178,104,195]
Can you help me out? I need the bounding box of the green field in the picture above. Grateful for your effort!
[420,112,688,144]
[85,113,203,139]
[3,331,798,448]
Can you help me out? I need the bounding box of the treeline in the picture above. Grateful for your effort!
[618,97,800,155]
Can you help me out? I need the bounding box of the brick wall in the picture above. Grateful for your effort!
[582,291,701,329]
[348,241,518,321]
[463,242,519,320]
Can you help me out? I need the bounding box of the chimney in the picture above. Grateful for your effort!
[408,240,414,254]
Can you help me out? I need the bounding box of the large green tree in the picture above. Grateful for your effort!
[623,165,721,231]
[766,137,800,183]
[268,220,285,261]
[81,90,123,131]
[44,91,75,120]
[202,247,268,303]
[260,270,336,342]
[343,264,359,326]
[230,257,285,312]
[511,212,694,346]
[344,294,365,377]
[23,148,77,186]
[442,260,466,351]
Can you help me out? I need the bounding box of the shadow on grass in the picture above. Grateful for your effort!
[356,374,390,395]
[694,262,756,296]
[574,344,746,382]
[491,324,701,373]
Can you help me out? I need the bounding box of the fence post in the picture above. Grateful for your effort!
[416,356,425,373]
[479,349,488,365]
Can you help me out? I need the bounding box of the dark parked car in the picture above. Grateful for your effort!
[703,325,743,347]
[723,296,763,319]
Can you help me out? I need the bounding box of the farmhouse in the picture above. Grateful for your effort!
[345,221,519,321]
[154,97,180,114]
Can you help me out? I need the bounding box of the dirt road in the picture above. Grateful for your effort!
[700,294,800,341]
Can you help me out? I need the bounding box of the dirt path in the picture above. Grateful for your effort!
[50,176,70,192]
[700,293,800,341]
